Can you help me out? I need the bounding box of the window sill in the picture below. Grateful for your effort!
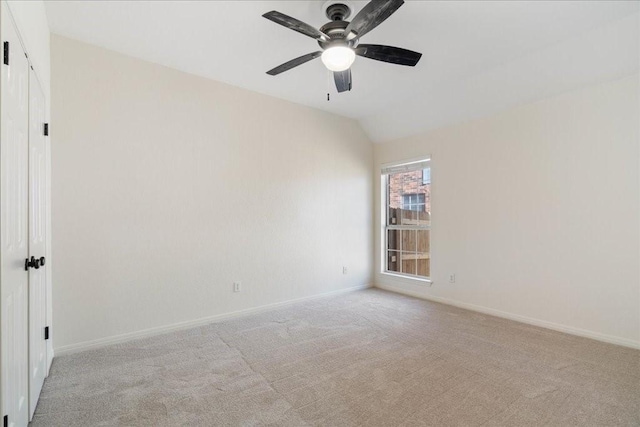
[381,271,433,285]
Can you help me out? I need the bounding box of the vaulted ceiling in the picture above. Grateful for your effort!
[45,1,639,142]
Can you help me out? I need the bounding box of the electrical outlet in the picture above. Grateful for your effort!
[233,282,241,292]
[449,274,456,283]
[342,266,348,275]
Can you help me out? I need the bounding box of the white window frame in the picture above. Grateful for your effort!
[381,157,431,283]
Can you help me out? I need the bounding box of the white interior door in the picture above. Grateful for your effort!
[0,4,30,426]
[28,68,47,419]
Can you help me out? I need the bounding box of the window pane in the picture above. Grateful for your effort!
[418,257,430,277]
[417,229,430,277]
[401,229,417,253]
[387,229,399,251]
[388,207,398,225]
[401,252,417,276]
[388,173,402,210]
[417,229,430,254]
[387,250,400,273]
[400,207,417,225]
[388,169,430,215]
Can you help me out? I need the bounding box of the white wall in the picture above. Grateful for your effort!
[51,35,373,352]
[374,75,640,348]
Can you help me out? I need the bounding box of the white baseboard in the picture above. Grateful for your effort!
[47,350,54,374]
[375,283,640,350]
[55,284,371,356]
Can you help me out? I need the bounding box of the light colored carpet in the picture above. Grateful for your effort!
[31,289,639,426]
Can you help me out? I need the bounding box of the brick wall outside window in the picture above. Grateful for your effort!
[388,170,431,216]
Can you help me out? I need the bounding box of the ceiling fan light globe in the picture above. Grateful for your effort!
[321,46,356,72]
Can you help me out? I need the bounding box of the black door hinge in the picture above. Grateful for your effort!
[45,326,50,340]
[3,41,9,66]
[3,414,8,427]
[44,123,49,136]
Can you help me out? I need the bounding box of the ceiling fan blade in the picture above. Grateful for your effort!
[334,69,352,93]
[266,51,323,76]
[345,0,404,40]
[355,44,422,66]
[262,11,329,42]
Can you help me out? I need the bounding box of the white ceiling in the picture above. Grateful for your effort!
[45,1,639,142]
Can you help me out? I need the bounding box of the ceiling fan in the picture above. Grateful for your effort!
[263,0,422,93]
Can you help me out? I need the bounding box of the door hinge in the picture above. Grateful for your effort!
[44,123,49,136]
[45,326,50,340]
[3,41,8,66]
[3,414,7,427]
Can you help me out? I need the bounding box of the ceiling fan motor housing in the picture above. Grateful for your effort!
[319,2,358,50]
[325,3,351,21]
[318,20,356,50]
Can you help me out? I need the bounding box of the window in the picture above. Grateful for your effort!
[402,193,425,212]
[422,168,431,185]
[382,159,431,280]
